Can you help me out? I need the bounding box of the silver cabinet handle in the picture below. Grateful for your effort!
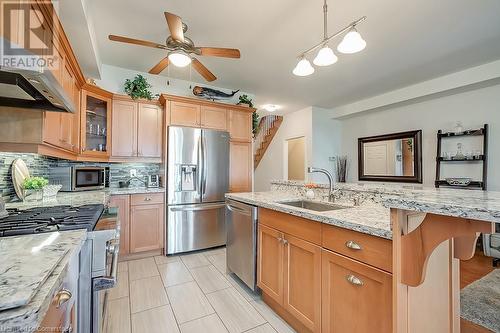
[346,274,364,286]
[282,238,288,245]
[345,240,362,250]
[54,289,72,308]
[144,197,152,201]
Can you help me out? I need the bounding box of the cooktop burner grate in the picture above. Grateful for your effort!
[0,204,104,236]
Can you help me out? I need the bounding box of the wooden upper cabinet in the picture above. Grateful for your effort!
[321,249,392,333]
[283,234,322,333]
[229,141,252,192]
[138,103,163,158]
[111,100,137,157]
[229,109,252,142]
[201,106,227,130]
[170,101,201,127]
[258,224,284,305]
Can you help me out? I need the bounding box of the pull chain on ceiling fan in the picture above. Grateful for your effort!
[108,12,241,82]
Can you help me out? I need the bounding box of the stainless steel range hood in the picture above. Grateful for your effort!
[0,46,76,113]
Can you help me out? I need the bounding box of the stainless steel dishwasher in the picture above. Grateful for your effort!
[225,199,258,291]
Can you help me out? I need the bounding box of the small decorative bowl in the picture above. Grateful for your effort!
[43,184,63,198]
[445,178,472,187]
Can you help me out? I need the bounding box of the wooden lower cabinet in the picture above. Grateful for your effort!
[109,195,130,255]
[258,224,284,304]
[284,234,322,333]
[130,202,164,253]
[229,141,252,192]
[257,224,322,333]
[321,249,392,333]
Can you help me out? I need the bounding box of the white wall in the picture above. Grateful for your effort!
[96,64,254,104]
[254,107,342,191]
[339,83,500,190]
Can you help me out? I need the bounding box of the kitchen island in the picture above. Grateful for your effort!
[0,230,87,332]
[228,182,500,333]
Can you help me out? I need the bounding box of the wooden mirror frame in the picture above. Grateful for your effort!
[358,130,423,183]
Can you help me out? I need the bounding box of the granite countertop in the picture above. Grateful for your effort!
[226,191,392,239]
[5,187,165,210]
[383,189,500,223]
[0,230,87,331]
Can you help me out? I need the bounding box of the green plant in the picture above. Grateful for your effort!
[252,111,260,135]
[237,94,253,108]
[22,177,48,190]
[124,75,158,100]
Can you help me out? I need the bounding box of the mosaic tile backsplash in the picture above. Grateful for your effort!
[0,153,161,201]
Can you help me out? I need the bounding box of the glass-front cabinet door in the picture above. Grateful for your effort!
[80,87,112,158]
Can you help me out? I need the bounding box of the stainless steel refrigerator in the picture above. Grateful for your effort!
[166,126,229,254]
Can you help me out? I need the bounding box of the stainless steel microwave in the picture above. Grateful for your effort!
[49,166,107,191]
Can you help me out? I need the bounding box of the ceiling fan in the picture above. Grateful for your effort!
[108,12,240,82]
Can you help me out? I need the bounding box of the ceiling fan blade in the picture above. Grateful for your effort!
[149,57,169,75]
[108,35,167,49]
[199,47,241,59]
[192,58,216,82]
[164,12,184,42]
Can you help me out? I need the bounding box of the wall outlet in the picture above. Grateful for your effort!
[129,169,137,177]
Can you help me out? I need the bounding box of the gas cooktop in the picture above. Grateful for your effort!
[0,204,104,237]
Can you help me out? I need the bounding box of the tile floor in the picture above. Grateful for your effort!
[105,247,297,333]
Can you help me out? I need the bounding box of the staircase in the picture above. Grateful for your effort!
[254,115,283,169]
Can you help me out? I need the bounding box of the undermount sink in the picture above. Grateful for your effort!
[277,200,350,212]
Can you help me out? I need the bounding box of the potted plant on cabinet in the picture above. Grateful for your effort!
[124,75,159,100]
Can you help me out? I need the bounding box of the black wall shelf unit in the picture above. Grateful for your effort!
[435,124,488,190]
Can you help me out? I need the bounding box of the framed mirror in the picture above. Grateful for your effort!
[358,130,422,183]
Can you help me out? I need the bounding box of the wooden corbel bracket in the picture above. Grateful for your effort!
[400,213,494,287]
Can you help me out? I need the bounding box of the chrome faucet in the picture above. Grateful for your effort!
[307,167,337,202]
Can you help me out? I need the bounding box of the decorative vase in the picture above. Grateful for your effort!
[23,189,43,202]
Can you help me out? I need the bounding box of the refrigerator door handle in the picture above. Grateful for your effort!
[197,134,204,197]
[202,135,208,196]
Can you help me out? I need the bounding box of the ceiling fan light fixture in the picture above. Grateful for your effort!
[168,50,192,67]
[293,58,315,76]
[262,104,280,112]
[337,28,366,54]
[313,45,338,66]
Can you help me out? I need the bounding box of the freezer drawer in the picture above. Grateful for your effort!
[225,199,258,291]
[167,203,226,254]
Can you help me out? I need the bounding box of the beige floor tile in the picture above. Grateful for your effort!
[105,297,131,333]
[128,257,159,281]
[190,265,231,294]
[251,299,296,333]
[181,252,211,269]
[158,261,193,287]
[179,313,228,333]
[167,281,214,324]
[207,288,265,333]
[108,271,129,300]
[118,261,128,272]
[246,323,278,333]
[226,273,261,302]
[129,276,169,313]
[207,253,227,274]
[154,255,180,265]
[131,305,179,333]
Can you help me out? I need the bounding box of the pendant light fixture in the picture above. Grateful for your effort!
[292,0,366,77]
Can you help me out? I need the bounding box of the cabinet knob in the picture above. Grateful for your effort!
[144,197,152,201]
[345,240,362,250]
[54,289,72,308]
[346,274,364,286]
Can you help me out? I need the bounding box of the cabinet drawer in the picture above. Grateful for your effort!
[259,208,321,245]
[322,224,392,272]
[130,193,164,206]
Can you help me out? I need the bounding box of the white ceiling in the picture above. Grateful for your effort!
[83,0,500,113]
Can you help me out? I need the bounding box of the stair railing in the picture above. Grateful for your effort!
[253,115,280,154]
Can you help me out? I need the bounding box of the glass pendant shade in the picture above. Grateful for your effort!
[292,58,315,76]
[168,51,192,67]
[313,46,338,66]
[337,29,366,54]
